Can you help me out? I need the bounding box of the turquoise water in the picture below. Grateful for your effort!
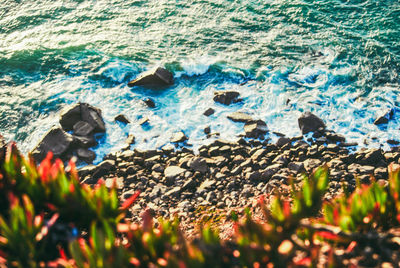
[1,0,400,162]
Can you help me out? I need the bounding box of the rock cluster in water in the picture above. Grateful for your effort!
[31,103,105,164]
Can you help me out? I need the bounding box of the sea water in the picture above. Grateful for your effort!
[0,0,399,163]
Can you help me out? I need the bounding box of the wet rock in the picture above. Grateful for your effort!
[204,126,211,135]
[325,131,346,142]
[227,112,253,123]
[276,137,290,147]
[80,103,106,133]
[213,91,241,105]
[73,121,94,136]
[143,97,156,108]
[374,109,394,125]
[298,112,326,134]
[203,108,215,116]
[76,148,96,164]
[188,157,208,173]
[138,117,149,125]
[59,103,82,131]
[114,114,130,124]
[72,135,97,148]
[125,134,136,145]
[244,120,268,138]
[171,131,187,143]
[31,127,74,163]
[128,67,174,88]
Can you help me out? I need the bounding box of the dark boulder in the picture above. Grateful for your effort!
[244,120,268,138]
[128,67,174,88]
[298,112,326,134]
[73,121,94,136]
[59,103,81,131]
[60,103,106,133]
[213,91,241,105]
[374,109,394,125]
[31,127,74,163]
[203,108,215,116]
[72,135,98,148]
[76,148,96,164]
[80,103,106,133]
[143,97,156,108]
[114,114,130,124]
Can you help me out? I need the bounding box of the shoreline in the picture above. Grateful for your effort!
[78,120,398,236]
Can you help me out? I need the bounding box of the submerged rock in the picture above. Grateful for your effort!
[31,127,74,163]
[128,67,174,88]
[203,108,215,116]
[213,91,241,105]
[143,97,156,108]
[114,114,130,124]
[298,112,326,134]
[374,109,394,125]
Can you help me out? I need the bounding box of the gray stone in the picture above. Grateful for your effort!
[164,166,186,180]
[80,103,106,133]
[182,178,196,191]
[59,103,81,131]
[165,186,181,198]
[138,117,149,125]
[31,127,74,163]
[374,109,394,125]
[227,112,253,123]
[287,162,305,173]
[203,108,215,116]
[76,148,96,164]
[73,121,94,136]
[298,112,326,134]
[125,134,136,145]
[303,158,322,172]
[128,67,174,88]
[73,135,97,148]
[276,137,290,147]
[244,120,268,138]
[143,97,156,108]
[213,91,240,105]
[197,179,216,192]
[171,131,187,143]
[188,157,208,173]
[114,114,130,124]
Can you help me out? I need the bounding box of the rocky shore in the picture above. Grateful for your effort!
[22,71,400,236]
[77,119,398,235]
